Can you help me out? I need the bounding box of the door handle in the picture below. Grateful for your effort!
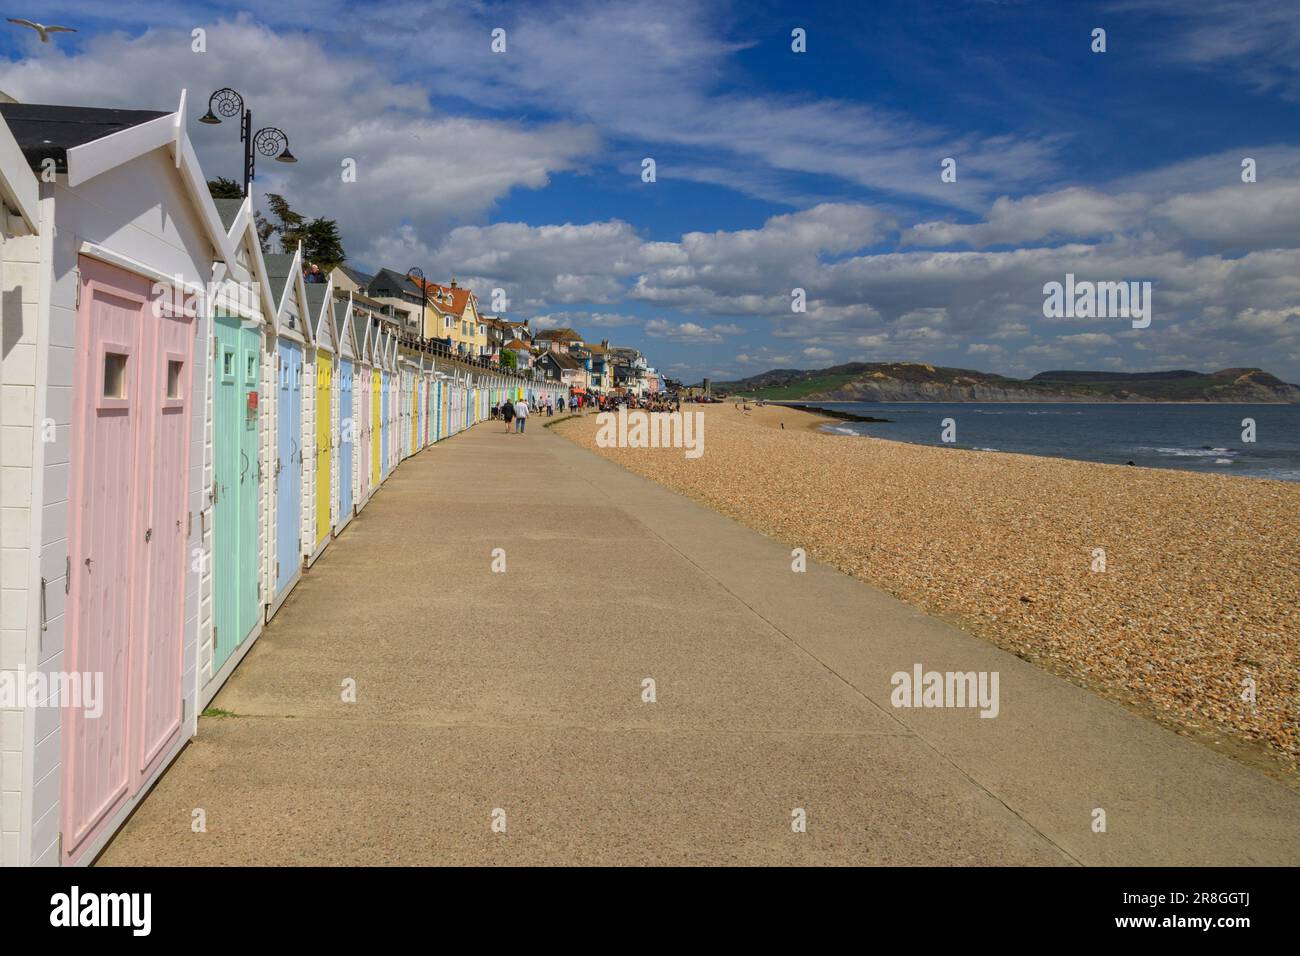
[145,527,152,543]
[240,450,248,482]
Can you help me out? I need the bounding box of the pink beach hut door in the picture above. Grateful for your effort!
[63,257,191,863]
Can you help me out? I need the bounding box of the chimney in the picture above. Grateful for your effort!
[450,278,458,288]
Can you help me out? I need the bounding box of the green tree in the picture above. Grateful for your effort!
[258,194,346,269]
[301,217,345,271]
[207,177,243,199]
[264,193,305,251]
[499,349,518,370]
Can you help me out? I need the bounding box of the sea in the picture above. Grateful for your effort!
[784,402,1300,482]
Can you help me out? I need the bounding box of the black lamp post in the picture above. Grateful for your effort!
[199,87,296,197]
[407,267,426,340]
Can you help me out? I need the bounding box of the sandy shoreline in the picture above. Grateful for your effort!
[556,402,1300,781]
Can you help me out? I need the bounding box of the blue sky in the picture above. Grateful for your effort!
[2,0,1299,382]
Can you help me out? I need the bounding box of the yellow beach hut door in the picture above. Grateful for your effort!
[315,353,333,546]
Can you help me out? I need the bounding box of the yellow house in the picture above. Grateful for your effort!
[407,277,486,357]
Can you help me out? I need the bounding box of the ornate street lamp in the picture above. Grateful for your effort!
[407,267,426,340]
[200,87,297,197]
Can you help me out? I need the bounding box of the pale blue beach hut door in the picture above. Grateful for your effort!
[275,339,303,595]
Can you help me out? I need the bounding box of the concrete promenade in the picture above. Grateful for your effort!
[99,420,1300,865]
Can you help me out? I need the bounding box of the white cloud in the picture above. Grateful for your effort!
[645,319,745,344]
[0,16,599,267]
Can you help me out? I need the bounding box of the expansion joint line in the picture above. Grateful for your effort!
[550,436,1084,867]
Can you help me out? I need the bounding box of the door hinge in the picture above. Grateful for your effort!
[275,560,279,579]
[213,336,219,359]
[212,482,219,504]
[65,556,70,593]
[39,577,48,632]
[213,625,218,647]
[74,269,81,308]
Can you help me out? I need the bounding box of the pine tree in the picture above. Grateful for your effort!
[207,177,243,199]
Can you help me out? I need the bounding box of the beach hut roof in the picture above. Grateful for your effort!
[215,192,280,322]
[351,313,370,362]
[0,94,238,269]
[332,296,355,358]
[263,252,297,304]
[212,197,244,231]
[0,103,169,171]
[304,281,336,350]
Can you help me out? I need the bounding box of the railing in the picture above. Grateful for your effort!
[389,330,558,387]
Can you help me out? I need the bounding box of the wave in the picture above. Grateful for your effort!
[1150,446,1238,458]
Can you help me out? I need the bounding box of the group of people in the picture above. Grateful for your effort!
[493,395,564,432]
[490,390,683,432]
[592,394,681,414]
[496,397,533,433]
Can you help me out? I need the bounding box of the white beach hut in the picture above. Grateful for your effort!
[261,248,313,621]
[204,193,278,705]
[0,94,236,866]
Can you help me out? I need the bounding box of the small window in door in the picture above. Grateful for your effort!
[222,347,235,382]
[103,352,128,398]
[167,360,184,399]
[245,352,257,384]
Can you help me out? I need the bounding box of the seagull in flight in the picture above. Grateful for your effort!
[7,18,77,43]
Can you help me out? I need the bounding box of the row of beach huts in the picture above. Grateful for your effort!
[0,93,568,865]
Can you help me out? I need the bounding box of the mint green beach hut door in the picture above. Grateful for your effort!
[212,315,262,672]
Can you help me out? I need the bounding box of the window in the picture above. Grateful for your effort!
[222,347,235,381]
[245,352,257,383]
[167,360,184,399]
[103,352,128,398]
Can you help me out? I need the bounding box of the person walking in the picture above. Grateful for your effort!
[501,397,515,433]
[514,396,529,434]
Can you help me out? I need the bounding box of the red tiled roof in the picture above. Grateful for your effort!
[407,274,477,315]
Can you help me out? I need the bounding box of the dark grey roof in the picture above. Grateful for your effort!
[351,316,368,355]
[263,252,295,302]
[0,103,169,171]
[213,197,244,230]
[367,268,422,301]
[303,283,328,325]
[332,297,349,337]
[338,264,374,288]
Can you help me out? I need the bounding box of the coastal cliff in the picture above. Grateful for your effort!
[716,362,1300,403]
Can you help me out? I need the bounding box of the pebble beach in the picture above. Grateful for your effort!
[555,402,1300,779]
